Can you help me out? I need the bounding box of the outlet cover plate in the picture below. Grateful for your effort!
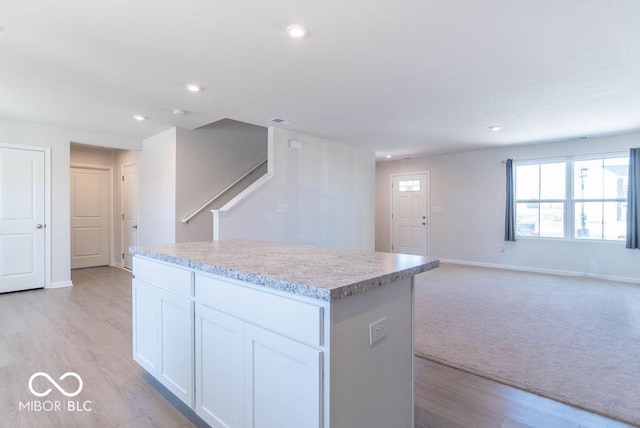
[369,317,387,346]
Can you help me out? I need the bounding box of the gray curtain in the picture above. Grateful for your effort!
[504,159,516,241]
[627,148,639,249]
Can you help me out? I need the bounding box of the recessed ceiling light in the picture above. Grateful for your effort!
[186,83,202,92]
[133,114,146,121]
[489,126,502,131]
[173,109,186,116]
[286,24,307,38]
[385,155,392,159]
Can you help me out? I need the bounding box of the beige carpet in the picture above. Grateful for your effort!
[414,263,640,426]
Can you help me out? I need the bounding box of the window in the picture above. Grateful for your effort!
[515,162,566,238]
[398,180,421,192]
[514,154,629,241]
[573,157,628,241]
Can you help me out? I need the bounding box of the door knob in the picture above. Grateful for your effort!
[422,222,426,226]
[132,225,138,229]
[36,224,45,229]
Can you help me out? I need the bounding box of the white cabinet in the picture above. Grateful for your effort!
[132,255,415,428]
[194,272,324,428]
[132,258,195,408]
[244,325,322,428]
[157,288,195,407]
[195,304,245,428]
[132,278,158,374]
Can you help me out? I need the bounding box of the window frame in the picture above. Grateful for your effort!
[513,158,570,239]
[570,153,629,241]
[513,152,628,242]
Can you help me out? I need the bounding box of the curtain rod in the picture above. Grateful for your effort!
[500,150,629,165]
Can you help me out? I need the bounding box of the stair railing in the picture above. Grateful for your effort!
[181,157,267,224]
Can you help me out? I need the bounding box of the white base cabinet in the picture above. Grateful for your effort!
[195,304,322,428]
[195,304,244,428]
[132,258,195,408]
[244,324,322,428]
[157,288,194,406]
[132,278,158,374]
[133,255,415,428]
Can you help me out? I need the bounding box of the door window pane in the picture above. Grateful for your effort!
[398,180,420,192]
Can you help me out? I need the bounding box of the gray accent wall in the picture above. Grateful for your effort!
[175,119,268,243]
[138,119,268,245]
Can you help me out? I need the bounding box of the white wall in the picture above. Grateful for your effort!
[139,128,177,246]
[0,117,140,286]
[175,119,267,243]
[376,132,640,282]
[217,127,376,251]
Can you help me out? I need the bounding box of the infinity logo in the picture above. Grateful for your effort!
[28,372,84,398]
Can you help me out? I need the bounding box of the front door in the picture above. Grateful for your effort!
[0,146,46,292]
[70,166,110,269]
[391,173,429,256]
[122,163,138,270]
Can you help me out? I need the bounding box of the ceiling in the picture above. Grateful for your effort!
[1,0,639,159]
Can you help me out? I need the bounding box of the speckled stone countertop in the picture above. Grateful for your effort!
[130,240,438,301]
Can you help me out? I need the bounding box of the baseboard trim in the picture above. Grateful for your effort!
[440,259,640,285]
[48,280,73,289]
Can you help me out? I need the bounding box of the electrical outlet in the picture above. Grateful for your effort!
[499,246,505,254]
[369,317,387,346]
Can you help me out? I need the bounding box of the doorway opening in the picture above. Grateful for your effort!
[70,165,112,269]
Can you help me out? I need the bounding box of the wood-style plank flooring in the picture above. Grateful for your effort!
[0,267,634,428]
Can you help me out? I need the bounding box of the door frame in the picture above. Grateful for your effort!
[121,162,138,270]
[70,163,114,267]
[0,142,51,288]
[389,171,430,257]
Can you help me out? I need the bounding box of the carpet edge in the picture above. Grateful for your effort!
[414,351,637,426]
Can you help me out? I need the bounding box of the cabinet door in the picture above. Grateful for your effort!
[245,325,323,428]
[196,304,245,428]
[132,279,158,375]
[157,288,195,408]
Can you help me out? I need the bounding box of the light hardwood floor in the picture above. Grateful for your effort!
[0,267,633,428]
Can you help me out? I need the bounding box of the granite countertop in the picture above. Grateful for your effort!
[130,240,438,301]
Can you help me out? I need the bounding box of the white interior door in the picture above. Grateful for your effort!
[70,166,110,269]
[391,173,429,256]
[122,163,138,270]
[0,147,46,292]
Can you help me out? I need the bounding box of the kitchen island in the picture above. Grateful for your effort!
[130,240,438,428]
